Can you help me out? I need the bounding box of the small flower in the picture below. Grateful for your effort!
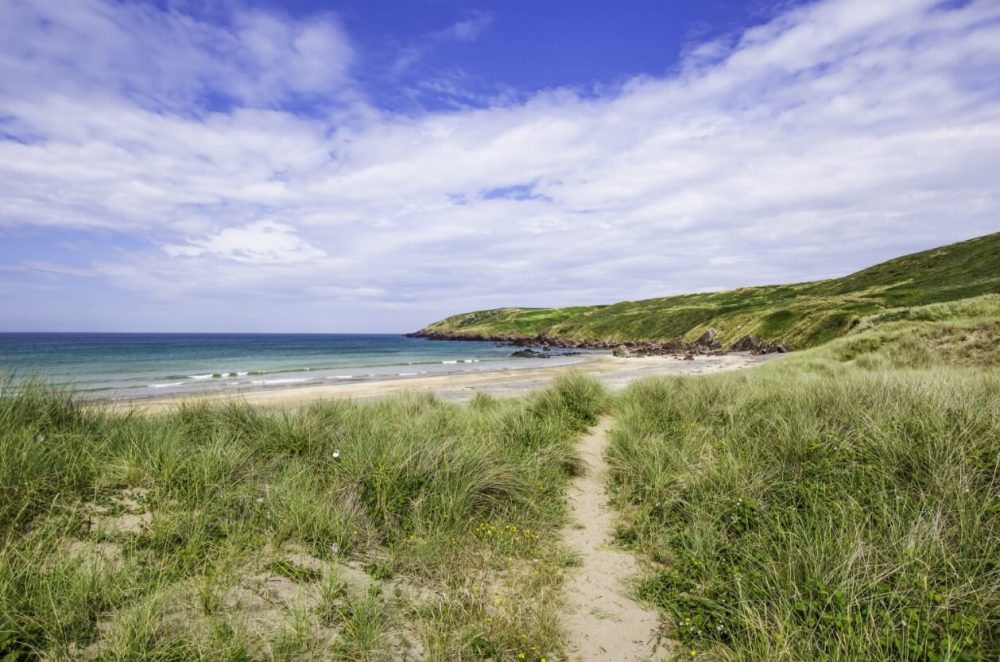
[35,434,45,442]
[255,497,264,504]
[689,650,698,657]
[330,543,340,555]
[332,450,341,459]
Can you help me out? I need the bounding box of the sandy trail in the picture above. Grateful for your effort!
[562,417,671,661]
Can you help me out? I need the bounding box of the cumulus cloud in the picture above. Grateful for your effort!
[1,0,999,332]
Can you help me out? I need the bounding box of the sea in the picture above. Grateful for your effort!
[0,333,592,400]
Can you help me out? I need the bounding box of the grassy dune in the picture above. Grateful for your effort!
[3,291,998,660]
[416,232,1000,349]
[607,307,1000,659]
[0,374,607,660]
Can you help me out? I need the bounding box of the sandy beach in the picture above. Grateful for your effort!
[124,352,775,413]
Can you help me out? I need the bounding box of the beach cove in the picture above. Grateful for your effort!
[127,351,772,412]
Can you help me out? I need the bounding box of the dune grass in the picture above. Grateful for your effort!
[608,359,999,659]
[0,372,608,660]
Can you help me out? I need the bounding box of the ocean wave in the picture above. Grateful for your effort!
[149,382,184,388]
[251,378,310,386]
[442,360,458,364]
[397,372,418,376]
[334,375,353,380]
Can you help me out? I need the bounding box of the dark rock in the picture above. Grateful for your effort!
[729,335,791,355]
[511,348,550,358]
[695,328,722,350]
[408,326,785,358]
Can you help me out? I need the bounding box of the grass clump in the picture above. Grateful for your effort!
[609,366,999,660]
[0,371,607,660]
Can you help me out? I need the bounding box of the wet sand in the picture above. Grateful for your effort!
[123,352,775,413]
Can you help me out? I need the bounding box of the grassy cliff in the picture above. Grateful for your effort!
[415,232,1000,350]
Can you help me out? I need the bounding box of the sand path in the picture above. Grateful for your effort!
[562,417,671,661]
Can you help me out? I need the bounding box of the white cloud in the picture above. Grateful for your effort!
[164,221,325,264]
[434,12,494,43]
[389,11,495,79]
[1,0,999,332]
[0,0,354,109]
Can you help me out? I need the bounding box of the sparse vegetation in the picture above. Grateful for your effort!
[0,373,608,660]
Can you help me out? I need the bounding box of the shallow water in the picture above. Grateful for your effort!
[0,333,590,399]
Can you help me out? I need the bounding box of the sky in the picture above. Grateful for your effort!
[1,0,998,333]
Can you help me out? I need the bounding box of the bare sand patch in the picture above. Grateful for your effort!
[86,487,152,535]
[69,544,426,660]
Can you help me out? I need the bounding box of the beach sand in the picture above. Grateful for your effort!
[124,352,776,413]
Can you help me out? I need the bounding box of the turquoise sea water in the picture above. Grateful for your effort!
[0,333,590,399]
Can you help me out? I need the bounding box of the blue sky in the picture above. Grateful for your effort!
[1,0,998,332]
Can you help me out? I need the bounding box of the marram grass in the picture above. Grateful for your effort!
[0,372,608,660]
[609,364,1000,660]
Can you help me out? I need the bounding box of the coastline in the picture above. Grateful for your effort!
[120,351,778,413]
[406,328,790,355]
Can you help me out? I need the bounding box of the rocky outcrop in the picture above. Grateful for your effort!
[730,335,790,354]
[408,327,791,357]
[695,328,722,350]
[511,348,551,358]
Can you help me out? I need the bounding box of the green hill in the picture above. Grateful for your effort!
[412,232,1000,350]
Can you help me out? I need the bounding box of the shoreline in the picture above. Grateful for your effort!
[406,329,791,355]
[117,352,778,413]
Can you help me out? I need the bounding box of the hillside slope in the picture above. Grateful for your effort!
[411,232,1000,350]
